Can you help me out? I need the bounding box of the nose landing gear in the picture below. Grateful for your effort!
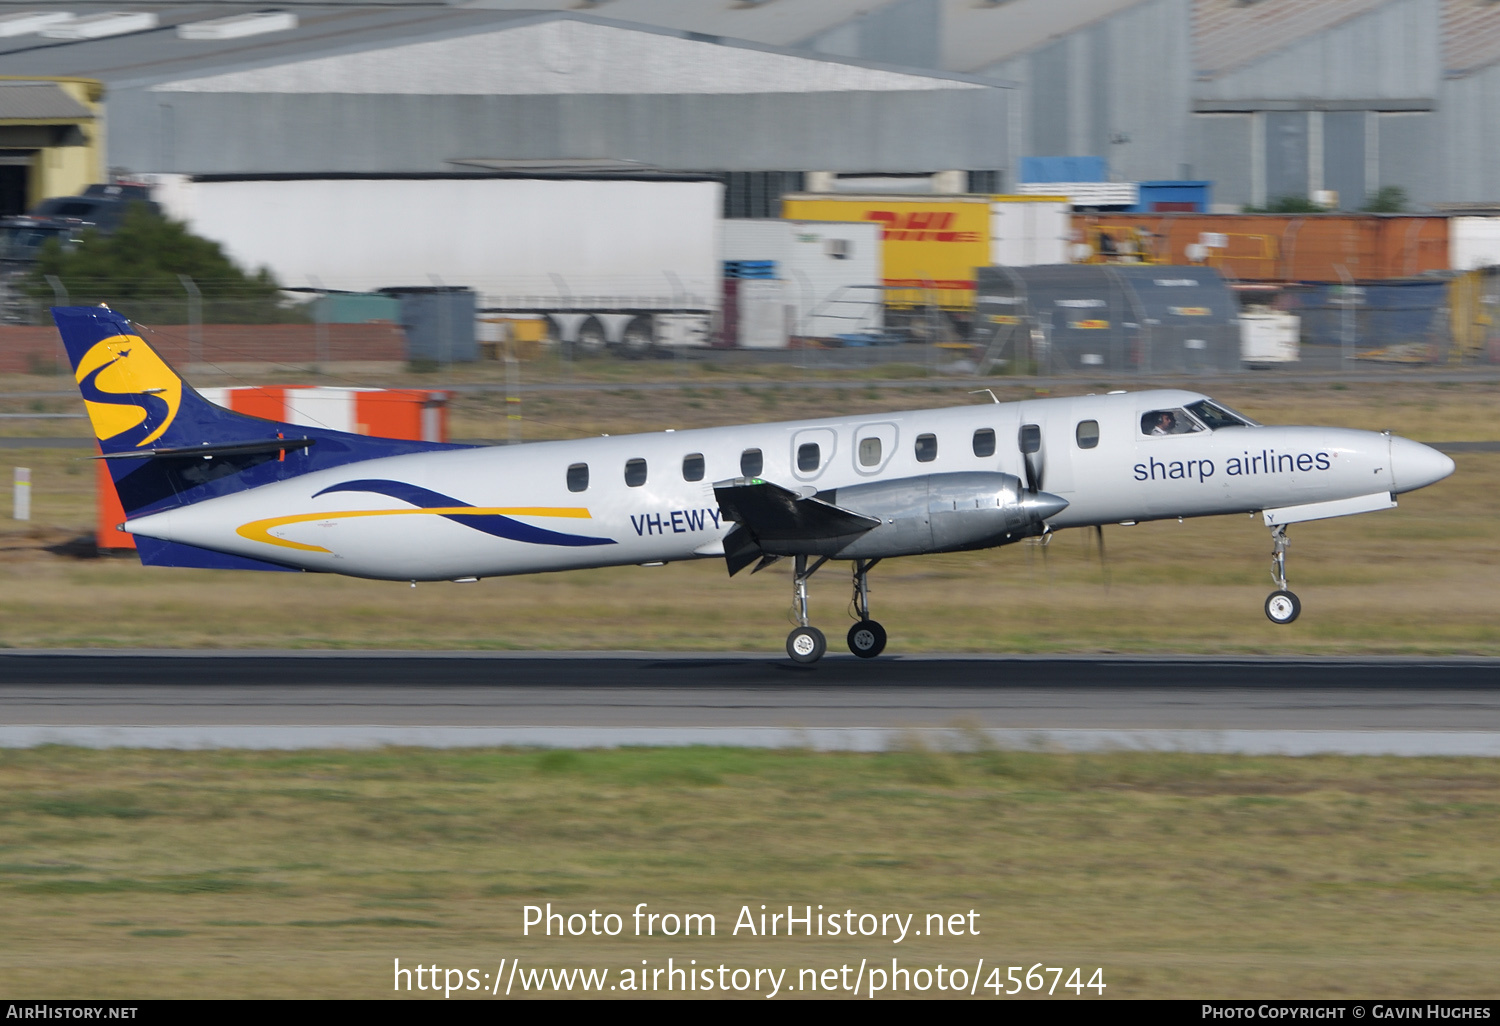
[785,554,829,664]
[1265,524,1301,624]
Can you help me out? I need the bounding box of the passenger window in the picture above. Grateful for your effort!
[624,458,647,487]
[566,463,589,493]
[741,448,763,477]
[858,436,882,467]
[1141,409,1204,436]
[972,428,996,458]
[797,442,820,472]
[915,433,937,463]
[1075,420,1100,449]
[1018,424,1041,454]
[682,452,705,482]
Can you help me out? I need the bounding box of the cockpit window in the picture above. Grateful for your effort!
[1141,408,1204,436]
[1186,399,1257,428]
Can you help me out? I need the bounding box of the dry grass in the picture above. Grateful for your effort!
[1,747,1498,998]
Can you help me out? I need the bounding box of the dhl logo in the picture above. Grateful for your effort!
[1071,319,1110,330]
[1170,306,1211,316]
[987,314,1023,325]
[865,210,981,243]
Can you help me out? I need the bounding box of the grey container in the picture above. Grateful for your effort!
[974,265,1240,374]
[381,287,477,363]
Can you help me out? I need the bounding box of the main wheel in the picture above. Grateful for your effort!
[786,626,827,664]
[1265,590,1301,625]
[847,619,887,658]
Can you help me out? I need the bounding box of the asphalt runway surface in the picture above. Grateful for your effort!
[2,652,1498,755]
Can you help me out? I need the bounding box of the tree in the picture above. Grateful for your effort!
[1242,195,1325,214]
[26,203,305,324]
[1361,186,1408,213]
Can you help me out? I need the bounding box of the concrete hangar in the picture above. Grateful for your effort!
[7,1,1500,214]
[0,2,1011,217]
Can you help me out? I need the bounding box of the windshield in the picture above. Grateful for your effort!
[1186,399,1257,429]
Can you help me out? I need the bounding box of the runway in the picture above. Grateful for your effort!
[2,652,1498,755]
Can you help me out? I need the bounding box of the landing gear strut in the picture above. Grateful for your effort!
[847,559,887,658]
[783,556,892,663]
[785,554,829,664]
[1265,524,1301,625]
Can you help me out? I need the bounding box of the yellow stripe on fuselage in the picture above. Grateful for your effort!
[237,507,594,553]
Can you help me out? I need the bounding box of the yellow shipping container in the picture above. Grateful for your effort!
[780,194,1069,312]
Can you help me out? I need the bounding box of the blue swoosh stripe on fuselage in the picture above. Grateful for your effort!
[312,479,617,547]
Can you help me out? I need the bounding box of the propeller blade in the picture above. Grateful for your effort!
[1095,524,1112,590]
[1024,451,1042,494]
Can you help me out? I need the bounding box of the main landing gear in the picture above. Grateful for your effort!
[784,556,887,664]
[1265,523,1302,625]
[847,559,886,659]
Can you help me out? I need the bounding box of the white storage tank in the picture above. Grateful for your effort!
[720,219,883,342]
[1240,310,1301,364]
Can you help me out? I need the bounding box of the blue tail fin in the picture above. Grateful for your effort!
[54,305,467,518]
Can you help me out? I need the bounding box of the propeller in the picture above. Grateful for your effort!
[1019,423,1043,493]
[1094,523,1111,590]
[1016,422,1067,524]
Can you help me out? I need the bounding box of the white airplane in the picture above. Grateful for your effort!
[56,305,1455,663]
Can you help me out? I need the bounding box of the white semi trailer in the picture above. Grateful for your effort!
[146,174,722,351]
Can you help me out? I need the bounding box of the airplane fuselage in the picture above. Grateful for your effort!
[125,388,1452,582]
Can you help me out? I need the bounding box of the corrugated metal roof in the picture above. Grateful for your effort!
[0,1,1161,81]
[942,0,1151,73]
[0,81,95,120]
[1442,0,1500,76]
[148,17,988,95]
[0,4,994,91]
[0,6,539,85]
[1192,0,1397,79]
[462,0,901,47]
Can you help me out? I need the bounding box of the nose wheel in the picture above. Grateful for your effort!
[1264,524,1301,624]
[786,626,827,663]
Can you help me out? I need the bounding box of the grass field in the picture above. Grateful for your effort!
[1,747,1498,998]
[0,380,1494,653]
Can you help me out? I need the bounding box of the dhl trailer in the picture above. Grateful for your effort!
[780,194,1072,323]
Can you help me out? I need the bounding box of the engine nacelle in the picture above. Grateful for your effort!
[817,471,1068,559]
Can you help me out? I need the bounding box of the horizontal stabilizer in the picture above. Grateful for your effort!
[91,438,316,460]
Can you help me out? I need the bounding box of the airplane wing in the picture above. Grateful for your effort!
[713,478,881,574]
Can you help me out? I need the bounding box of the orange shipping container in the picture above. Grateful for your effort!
[1073,213,1450,282]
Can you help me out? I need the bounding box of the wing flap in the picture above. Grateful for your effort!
[713,478,880,574]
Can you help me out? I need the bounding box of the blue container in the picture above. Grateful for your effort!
[1019,156,1107,183]
[1283,278,1449,347]
[380,287,477,363]
[1132,180,1212,213]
